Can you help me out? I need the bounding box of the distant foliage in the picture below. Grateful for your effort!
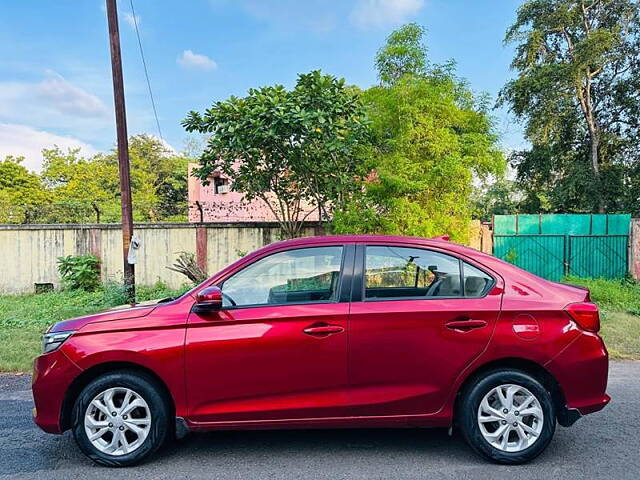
[57,255,101,291]
[472,178,524,222]
[0,156,47,224]
[1,135,190,224]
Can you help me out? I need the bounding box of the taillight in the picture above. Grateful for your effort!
[565,302,600,333]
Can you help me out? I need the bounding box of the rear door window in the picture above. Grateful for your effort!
[364,246,462,299]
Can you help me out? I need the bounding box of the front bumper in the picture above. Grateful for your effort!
[32,349,82,434]
[546,331,610,418]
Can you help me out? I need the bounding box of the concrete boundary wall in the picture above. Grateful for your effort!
[3,218,628,295]
[0,223,322,294]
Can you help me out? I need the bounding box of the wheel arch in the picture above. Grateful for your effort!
[453,357,567,424]
[60,361,176,432]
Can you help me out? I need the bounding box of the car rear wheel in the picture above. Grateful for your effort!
[72,371,169,467]
[458,369,555,464]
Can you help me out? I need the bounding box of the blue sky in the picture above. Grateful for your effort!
[0,0,525,171]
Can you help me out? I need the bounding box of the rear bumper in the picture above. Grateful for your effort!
[32,349,82,434]
[546,331,610,418]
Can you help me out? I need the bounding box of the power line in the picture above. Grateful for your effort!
[128,0,163,141]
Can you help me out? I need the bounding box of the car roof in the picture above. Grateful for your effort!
[261,234,514,274]
[265,234,483,256]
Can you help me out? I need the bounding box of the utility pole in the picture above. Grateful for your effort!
[106,0,135,302]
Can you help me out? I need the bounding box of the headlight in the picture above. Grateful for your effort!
[42,331,75,354]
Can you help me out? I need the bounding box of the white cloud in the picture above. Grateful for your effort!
[0,72,112,146]
[177,50,217,71]
[35,71,110,118]
[0,124,97,172]
[123,12,141,30]
[350,0,425,29]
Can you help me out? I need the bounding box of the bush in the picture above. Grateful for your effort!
[57,254,101,291]
[563,276,640,313]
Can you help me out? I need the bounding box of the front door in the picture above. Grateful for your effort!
[185,244,353,424]
[347,243,502,417]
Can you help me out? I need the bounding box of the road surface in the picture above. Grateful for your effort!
[1,362,638,479]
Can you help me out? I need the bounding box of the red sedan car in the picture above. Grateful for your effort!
[32,235,609,466]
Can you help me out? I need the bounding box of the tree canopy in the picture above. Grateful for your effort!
[375,23,428,85]
[183,70,371,238]
[499,0,640,214]
[334,25,505,241]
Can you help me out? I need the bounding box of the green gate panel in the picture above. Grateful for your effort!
[494,235,566,281]
[541,214,590,235]
[493,214,631,280]
[493,215,517,235]
[607,214,632,235]
[569,236,629,278]
[518,215,540,234]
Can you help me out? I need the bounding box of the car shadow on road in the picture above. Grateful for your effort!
[160,427,477,463]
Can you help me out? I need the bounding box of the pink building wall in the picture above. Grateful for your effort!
[187,164,319,223]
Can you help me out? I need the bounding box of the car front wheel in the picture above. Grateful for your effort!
[72,370,170,467]
[458,369,556,464]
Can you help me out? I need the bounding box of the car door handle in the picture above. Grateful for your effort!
[445,319,487,332]
[303,324,345,337]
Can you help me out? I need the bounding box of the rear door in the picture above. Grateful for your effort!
[185,243,354,424]
[347,243,502,417]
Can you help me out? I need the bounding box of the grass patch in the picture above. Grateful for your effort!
[600,311,640,360]
[1,326,44,373]
[564,276,640,360]
[0,282,193,372]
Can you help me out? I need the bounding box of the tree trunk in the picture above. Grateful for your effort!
[589,130,604,213]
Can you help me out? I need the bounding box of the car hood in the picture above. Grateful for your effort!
[48,299,165,333]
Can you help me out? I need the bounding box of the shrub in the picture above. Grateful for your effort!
[57,255,101,291]
[563,276,640,313]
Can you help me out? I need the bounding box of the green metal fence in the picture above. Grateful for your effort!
[493,214,631,281]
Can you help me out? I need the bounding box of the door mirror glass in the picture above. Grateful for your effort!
[194,286,223,313]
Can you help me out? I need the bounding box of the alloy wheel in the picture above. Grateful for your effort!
[477,383,544,453]
[84,387,152,456]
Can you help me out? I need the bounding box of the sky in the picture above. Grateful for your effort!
[0,0,526,172]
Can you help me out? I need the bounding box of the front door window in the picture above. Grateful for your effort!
[220,246,344,307]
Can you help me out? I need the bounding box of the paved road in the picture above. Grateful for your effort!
[1,362,638,479]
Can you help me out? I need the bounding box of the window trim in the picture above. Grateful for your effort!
[215,244,350,310]
[358,244,496,303]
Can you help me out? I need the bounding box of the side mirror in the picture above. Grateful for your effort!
[194,286,223,313]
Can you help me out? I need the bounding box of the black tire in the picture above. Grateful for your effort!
[72,370,170,467]
[458,369,556,464]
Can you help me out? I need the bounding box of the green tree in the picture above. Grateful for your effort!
[472,177,524,222]
[183,70,371,238]
[375,23,428,85]
[500,0,640,213]
[40,147,120,223]
[38,136,189,223]
[108,135,189,221]
[334,26,505,242]
[0,156,47,223]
